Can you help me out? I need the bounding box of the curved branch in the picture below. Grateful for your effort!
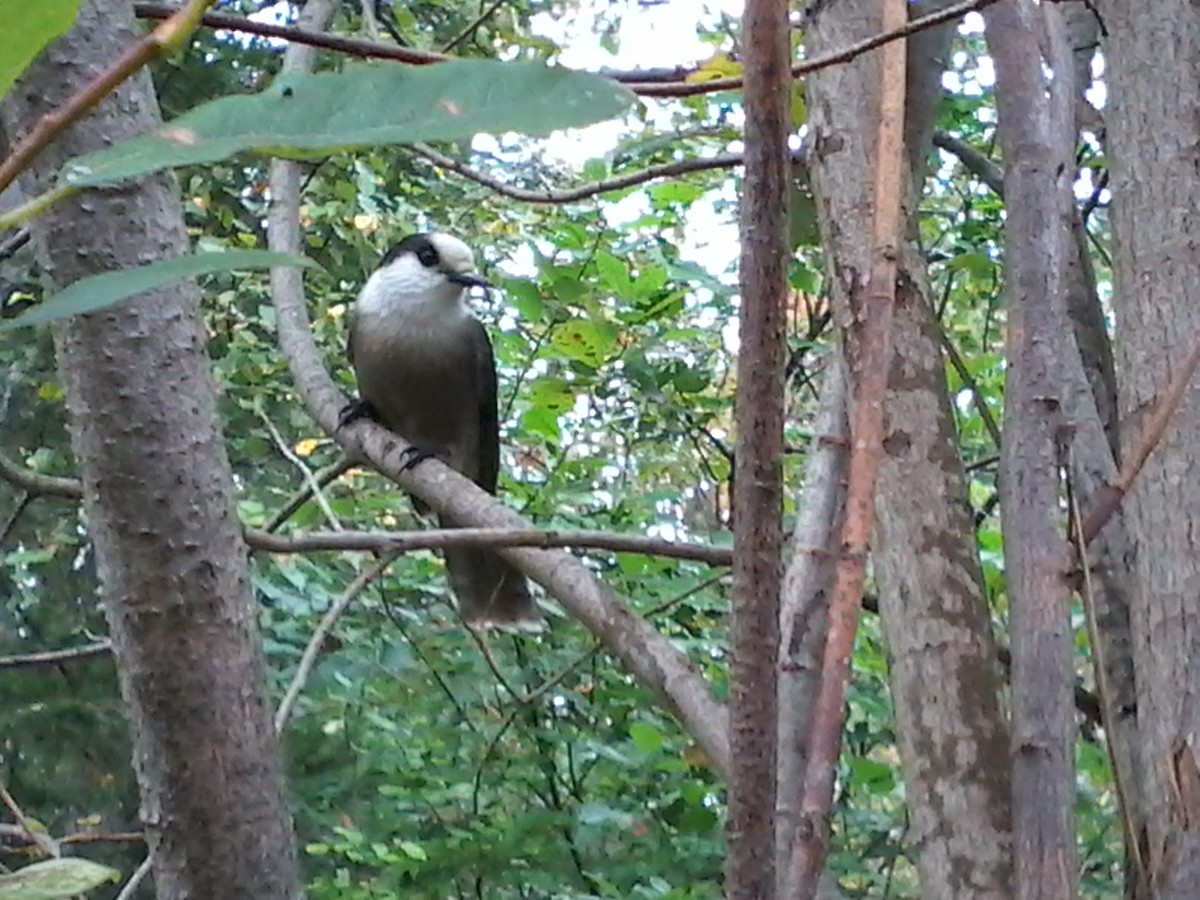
[412,143,807,205]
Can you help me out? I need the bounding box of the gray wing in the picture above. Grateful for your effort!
[471,317,501,495]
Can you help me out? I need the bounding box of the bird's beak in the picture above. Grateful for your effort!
[448,271,489,289]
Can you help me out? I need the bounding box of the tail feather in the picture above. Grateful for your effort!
[439,515,537,626]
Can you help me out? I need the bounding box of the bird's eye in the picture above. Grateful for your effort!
[417,246,439,267]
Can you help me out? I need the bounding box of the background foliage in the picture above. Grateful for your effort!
[0,1,1120,896]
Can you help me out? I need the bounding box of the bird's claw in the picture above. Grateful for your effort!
[398,445,443,473]
[338,397,377,430]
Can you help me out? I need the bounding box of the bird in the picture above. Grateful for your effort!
[342,232,537,627]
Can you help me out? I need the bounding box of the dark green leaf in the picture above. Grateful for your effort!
[1,251,316,331]
[64,62,636,188]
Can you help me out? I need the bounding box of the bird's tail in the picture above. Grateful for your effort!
[439,515,538,627]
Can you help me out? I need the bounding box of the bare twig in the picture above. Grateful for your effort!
[412,143,806,205]
[256,406,343,531]
[0,640,113,670]
[441,0,508,52]
[933,131,1005,195]
[245,525,732,565]
[1081,329,1200,544]
[0,452,734,565]
[0,0,217,197]
[264,457,355,532]
[0,784,59,858]
[114,854,155,900]
[0,451,84,498]
[630,0,1003,97]
[274,552,399,732]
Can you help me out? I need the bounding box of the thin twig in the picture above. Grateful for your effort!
[630,0,1004,97]
[0,450,733,564]
[1081,329,1200,544]
[264,457,354,533]
[412,144,805,205]
[256,406,343,531]
[274,552,399,732]
[245,525,732,565]
[441,0,508,53]
[0,640,113,670]
[114,854,155,900]
[0,784,59,858]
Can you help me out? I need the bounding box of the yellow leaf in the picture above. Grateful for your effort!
[294,438,319,457]
[37,382,63,403]
[685,55,743,84]
[354,213,380,233]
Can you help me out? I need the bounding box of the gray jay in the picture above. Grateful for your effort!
[343,232,536,626]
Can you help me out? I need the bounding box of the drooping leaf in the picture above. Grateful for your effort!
[1,250,316,331]
[0,0,80,101]
[64,61,636,188]
[0,857,120,900]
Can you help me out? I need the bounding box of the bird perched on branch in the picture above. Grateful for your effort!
[342,232,536,627]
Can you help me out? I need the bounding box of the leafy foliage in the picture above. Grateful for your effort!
[0,2,1127,898]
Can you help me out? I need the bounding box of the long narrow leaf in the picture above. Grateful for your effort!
[64,61,635,188]
[2,250,315,331]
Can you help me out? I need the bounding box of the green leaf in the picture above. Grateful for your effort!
[64,61,636,188]
[0,858,120,900]
[550,319,619,369]
[629,722,664,754]
[0,0,80,101]
[1,250,316,331]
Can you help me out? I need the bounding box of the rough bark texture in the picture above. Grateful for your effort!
[726,0,790,893]
[985,3,1078,897]
[1097,2,1200,894]
[1,2,301,897]
[803,1,1013,895]
[775,360,848,893]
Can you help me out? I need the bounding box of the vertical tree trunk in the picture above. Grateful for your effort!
[800,1,1013,894]
[1096,2,1200,894]
[985,3,1078,896]
[727,0,790,893]
[1,2,301,896]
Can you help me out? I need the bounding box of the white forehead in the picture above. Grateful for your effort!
[427,232,475,272]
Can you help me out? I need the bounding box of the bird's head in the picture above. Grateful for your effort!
[369,231,488,304]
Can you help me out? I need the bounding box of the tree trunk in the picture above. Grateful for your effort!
[1,1,301,896]
[1096,2,1200,894]
[802,1,1013,894]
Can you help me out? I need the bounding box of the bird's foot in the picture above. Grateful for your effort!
[398,444,445,473]
[338,397,377,430]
